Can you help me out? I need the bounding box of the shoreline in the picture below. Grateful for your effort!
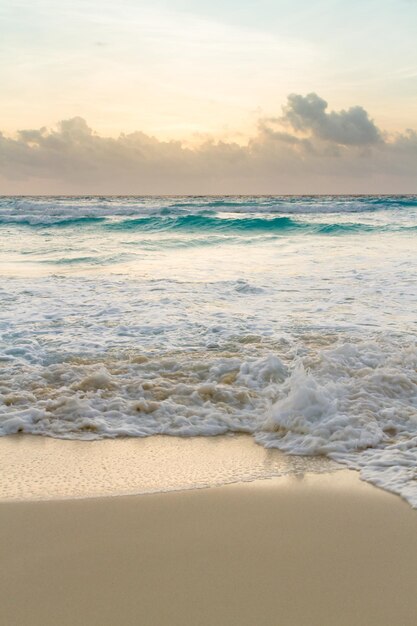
[0,433,339,502]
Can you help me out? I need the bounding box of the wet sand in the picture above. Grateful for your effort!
[1,461,417,626]
[0,434,339,500]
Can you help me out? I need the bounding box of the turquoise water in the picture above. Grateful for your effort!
[1,195,416,267]
[1,195,417,505]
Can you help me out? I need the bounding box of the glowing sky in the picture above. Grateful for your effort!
[0,0,416,192]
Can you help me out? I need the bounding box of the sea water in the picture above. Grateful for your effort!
[0,196,416,504]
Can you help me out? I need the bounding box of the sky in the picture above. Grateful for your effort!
[0,0,416,193]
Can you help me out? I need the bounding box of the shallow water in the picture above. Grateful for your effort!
[1,195,416,505]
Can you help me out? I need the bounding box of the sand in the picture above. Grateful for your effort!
[1,445,417,626]
[0,434,339,501]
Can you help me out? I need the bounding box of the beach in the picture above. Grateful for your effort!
[1,435,417,626]
[1,195,417,624]
[1,441,417,626]
[2,0,417,617]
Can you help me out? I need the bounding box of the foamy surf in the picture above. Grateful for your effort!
[0,196,416,506]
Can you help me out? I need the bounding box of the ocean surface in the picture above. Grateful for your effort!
[1,195,416,505]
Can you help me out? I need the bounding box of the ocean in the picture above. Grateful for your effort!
[1,195,416,505]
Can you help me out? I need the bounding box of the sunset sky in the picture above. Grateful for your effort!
[1,0,416,193]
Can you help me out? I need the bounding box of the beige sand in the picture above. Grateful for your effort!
[0,434,338,500]
[1,469,417,626]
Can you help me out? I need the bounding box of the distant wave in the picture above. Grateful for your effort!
[1,194,416,220]
[106,214,389,234]
[0,215,106,227]
[0,196,416,244]
[1,213,414,235]
[164,195,417,213]
[105,214,299,232]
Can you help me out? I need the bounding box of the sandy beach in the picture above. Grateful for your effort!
[2,0,417,619]
[1,437,417,626]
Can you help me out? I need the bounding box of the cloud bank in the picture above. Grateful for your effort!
[0,94,416,194]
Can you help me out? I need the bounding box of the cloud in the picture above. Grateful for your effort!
[0,94,416,194]
[277,92,382,146]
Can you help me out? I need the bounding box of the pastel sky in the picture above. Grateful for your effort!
[1,0,416,193]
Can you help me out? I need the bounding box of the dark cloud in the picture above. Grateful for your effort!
[0,95,416,194]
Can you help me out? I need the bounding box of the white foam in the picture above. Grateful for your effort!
[1,333,416,504]
[257,341,417,506]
